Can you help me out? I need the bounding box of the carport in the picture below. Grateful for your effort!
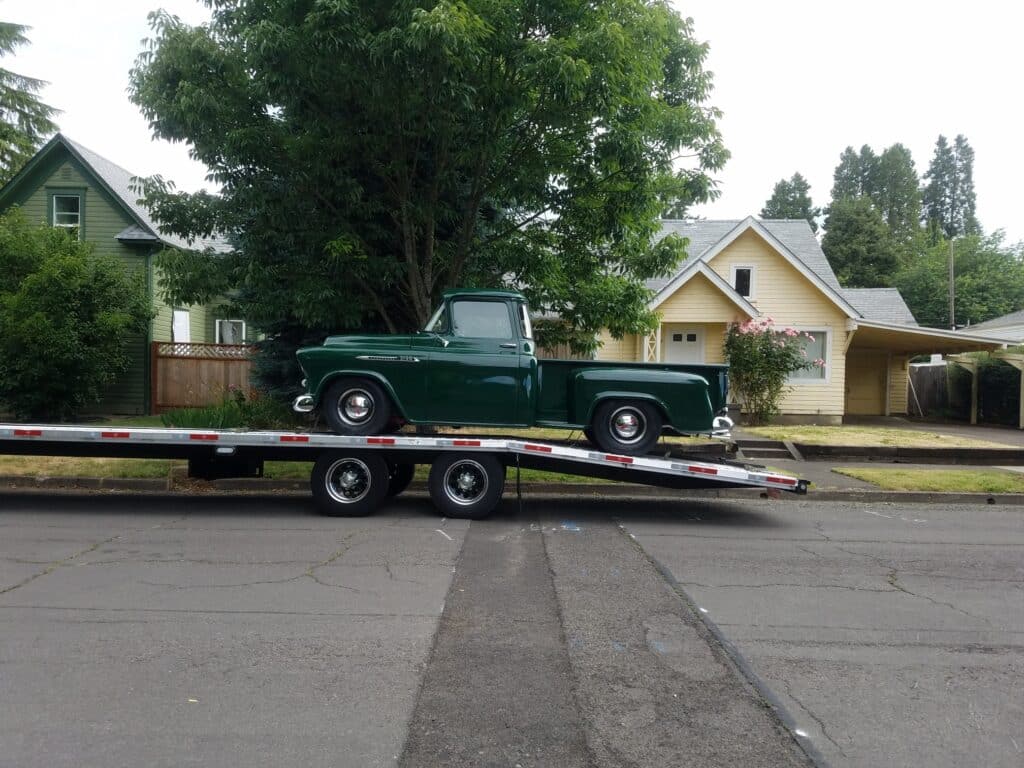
[843,320,1005,418]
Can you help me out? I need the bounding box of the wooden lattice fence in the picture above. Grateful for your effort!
[150,342,252,413]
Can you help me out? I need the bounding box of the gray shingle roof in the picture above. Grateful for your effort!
[62,135,230,253]
[649,218,843,294]
[840,288,917,325]
[968,309,1024,329]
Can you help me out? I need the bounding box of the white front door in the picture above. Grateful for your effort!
[664,326,703,363]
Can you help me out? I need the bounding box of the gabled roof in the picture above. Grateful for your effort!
[841,288,917,325]
[649,217,859,318]
[651,261,758,317]
[0,133,230,253]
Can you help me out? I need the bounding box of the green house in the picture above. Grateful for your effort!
[0,133,240,415]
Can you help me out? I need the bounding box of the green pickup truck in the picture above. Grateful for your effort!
[293,289,732,455]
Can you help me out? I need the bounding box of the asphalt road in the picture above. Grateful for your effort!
[1,491,1021,767]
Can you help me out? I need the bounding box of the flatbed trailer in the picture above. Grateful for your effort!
[0,424,808,519]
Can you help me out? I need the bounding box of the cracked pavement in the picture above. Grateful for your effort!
[1,492,1022,767]
[625,498,1024,767]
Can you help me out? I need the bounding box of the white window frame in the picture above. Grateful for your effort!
[216,319,247,344]
[787,326,830,385]
[730,265,755,298]
[52,194,82,239]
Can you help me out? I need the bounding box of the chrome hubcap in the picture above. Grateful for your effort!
[339,389,374,425]
[610,406,645,444]
[443,460,489,506]
[325,458,371,503]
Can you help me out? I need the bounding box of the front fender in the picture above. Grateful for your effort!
[314,370,408,420]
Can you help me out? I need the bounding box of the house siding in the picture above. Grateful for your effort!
[596,331,637,362]
[702,230,848,417]
[890,354,909,414]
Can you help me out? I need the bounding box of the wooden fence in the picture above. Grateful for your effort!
[908,363,952,418]
[150,342,253,413]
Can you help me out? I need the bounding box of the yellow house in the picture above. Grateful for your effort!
[597,217,1005,423]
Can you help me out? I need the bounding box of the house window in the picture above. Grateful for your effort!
[216,319,246,344]
[790,330,827,381]
[52,194,82,239]
[732,266,754,298]
[172,309,191,343]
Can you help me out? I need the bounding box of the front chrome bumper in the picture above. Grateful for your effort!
[293,394,315,413]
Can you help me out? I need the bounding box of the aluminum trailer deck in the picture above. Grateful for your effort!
[0,424,808,518]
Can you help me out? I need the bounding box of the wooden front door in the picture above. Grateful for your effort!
[845,350,888,415]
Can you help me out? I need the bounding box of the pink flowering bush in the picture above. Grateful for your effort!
[723,317,821,424]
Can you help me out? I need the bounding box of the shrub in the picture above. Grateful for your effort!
[0,211,152,420]
[161,388,300,430]
[723,318,822,425]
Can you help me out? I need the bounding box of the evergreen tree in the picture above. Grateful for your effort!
[857,144,879,199]
[760,172,820,232]
[874,143,921,245]
[822,197,897,287]
[922,134,979,240]
[830,146,862,202]
[0,21,58,183]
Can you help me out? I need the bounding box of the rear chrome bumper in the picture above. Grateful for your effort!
[710,414,734,439]
[292,394,315,413]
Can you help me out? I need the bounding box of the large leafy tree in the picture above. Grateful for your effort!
[922,134,979,240]
[759,172,819,232]
[893,232,1024,328]
[0,211,151,420]
[821,197,897,287]
[129,0,727,376]
[0,21,57,183]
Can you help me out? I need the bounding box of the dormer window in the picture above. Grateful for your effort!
[732,265,754,298]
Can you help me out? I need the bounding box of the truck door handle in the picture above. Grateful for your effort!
[499,343,517,349]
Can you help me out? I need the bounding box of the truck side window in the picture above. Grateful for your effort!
[451,300,514,339]
[518,303,533,339]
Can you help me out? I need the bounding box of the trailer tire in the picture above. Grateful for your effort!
[312,451,389,516]
[428,453,505,520]
[591,400,662,456]
[386,462,416,497]
[323,378,393,436]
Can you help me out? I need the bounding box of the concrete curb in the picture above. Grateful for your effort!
[2,475,1023,505]
[795,443,1024,464]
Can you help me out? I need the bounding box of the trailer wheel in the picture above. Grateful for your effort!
[591,400,662,456]
[312,451,389,516]
[386,462,416,497]
[323,378,393,436]
[428,453,505,520]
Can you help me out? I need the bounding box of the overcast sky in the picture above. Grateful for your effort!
[3,1,1022,244]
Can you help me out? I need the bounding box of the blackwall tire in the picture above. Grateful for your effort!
[590,400,662,456]
[427,453,505,520]
[311,451,389,516]
[322,378,393,436]
[386,462,416,497]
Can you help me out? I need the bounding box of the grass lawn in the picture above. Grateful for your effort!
[833,467,1024,493]
[746,425,1015,449]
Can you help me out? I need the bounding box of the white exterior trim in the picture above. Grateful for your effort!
[855,319,1008,346]
[648,261,759,317]
[730,264,755,299]
[786,326,831,386]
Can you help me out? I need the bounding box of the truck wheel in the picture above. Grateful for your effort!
[311,451,389,516]
[323,378,393,435]
[591,400,662,456]
[428,453,505,520]
[583,427,597,446]
[386,462,416,497]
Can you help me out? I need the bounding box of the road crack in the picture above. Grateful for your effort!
[781,680,847,757]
